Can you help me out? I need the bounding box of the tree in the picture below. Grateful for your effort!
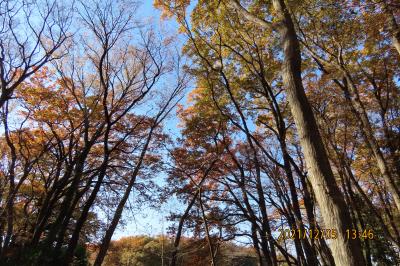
[1,0,399,265]
[0,0,72,108]
[295,0,400,212]
[154,0,365,264]
[0,0,186,264]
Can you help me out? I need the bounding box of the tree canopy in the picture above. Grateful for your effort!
[0,0,399,265]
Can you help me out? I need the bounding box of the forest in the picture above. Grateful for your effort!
[0,0,399,265]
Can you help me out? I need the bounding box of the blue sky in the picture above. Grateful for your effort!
[112,0,183,240]
[0,0,185,241]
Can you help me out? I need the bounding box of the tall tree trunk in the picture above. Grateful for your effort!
[344,171,373,266]
[198,189,217,266]
[169,190,200,266]
[93,126,156,266]
[289,156,336,265]
[340,75,400,212]
[169,161,216,266]
[253,155,276,266]
[282,149,318,265]
[310,54,400,213]
[42,147,92,251]
[31,163,73,246]
[388,15,400,56]
[63,123,112,265]
[63,167,108,265]
[268,0,365,265]
[0,107,17,257]
[250,224,264,266]
[380,1,400,56]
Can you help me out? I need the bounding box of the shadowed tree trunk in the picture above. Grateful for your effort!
[93,126,156,266]
[269,0,365,264]
[198,188,217,266]
[380,0,400,56]
[340,75,400,212]
[227,0,365,264]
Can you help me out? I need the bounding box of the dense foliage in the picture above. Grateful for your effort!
[0,0,399,265]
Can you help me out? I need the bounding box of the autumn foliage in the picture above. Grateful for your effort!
[0,0,399,265]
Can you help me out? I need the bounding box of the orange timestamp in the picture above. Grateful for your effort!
[277,228,338,240]
[277,228,375,240]
[346,229,374,240]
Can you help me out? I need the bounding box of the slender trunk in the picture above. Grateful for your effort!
[344,161,400,246]
[1,108,17,253]
[297,169,335,266]
[31,163,73,245]
[341,75,400,212]
[240,171,273,265]
[169,161,216,266]
[227,166,271,265]
[381,1,400,56]
[269,0,365,264]
[94,126,155,266]
[43,148,91,249]
[345,173,373,266]
[55,184,91,253]
[63,171,107,264]
[169,189,200,266]
[285,213,305,266]
[198,189,216,266]
[63,122,112,264]
[254,159,276,266]
[282,149,318,265]
[250,224,264,266]
[257,225,274,266]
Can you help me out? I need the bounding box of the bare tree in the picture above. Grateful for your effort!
[0,0,72,109]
